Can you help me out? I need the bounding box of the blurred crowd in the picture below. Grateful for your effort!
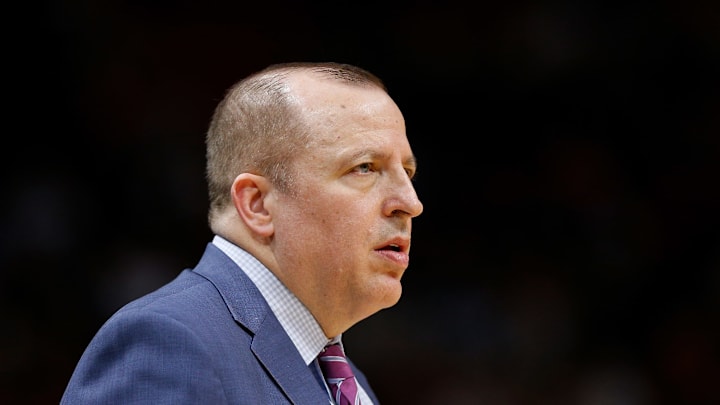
[2,1,718,404]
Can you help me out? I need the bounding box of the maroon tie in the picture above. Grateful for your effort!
[318,344,360,405]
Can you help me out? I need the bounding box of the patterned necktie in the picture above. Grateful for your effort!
[318,344,360,405]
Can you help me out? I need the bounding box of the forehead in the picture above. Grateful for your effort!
[284,73,414,168]
[308,97,410,161]
[292,75,406,139]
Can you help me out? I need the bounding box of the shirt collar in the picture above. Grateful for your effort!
[212,235,334,364]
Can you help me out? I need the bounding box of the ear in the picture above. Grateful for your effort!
[230,173,274,237]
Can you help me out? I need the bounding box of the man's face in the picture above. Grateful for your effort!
[268,78,423,336]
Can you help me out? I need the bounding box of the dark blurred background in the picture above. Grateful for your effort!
[2,1,719,404]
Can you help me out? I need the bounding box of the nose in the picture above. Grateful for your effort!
[383,171,424,218]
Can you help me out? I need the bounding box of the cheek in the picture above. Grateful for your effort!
[284,188,377,244]
[307,208,374,253]
[303,196,356,229]
[324,203,373,231]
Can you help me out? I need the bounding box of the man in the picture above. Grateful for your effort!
[61,62,424,404]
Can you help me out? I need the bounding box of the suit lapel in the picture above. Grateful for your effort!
[193,243,329,404]
[252,315,329,404]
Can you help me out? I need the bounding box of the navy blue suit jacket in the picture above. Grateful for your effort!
[61,243,380,404]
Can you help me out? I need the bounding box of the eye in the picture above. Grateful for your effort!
[354,163,374,174]
[405,167,417,180]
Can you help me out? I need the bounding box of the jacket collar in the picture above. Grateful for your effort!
[193,243,329,404]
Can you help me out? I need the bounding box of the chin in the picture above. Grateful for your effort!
[378,284,403,309]
[361,276,403,312]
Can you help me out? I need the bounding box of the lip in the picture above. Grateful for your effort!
[373,236,411,268]
[374,236,410,253]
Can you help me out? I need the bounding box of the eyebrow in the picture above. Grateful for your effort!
[345,149,418,169]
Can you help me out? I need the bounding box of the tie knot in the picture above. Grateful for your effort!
[318,344,354,380]
[318,344,360,404]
